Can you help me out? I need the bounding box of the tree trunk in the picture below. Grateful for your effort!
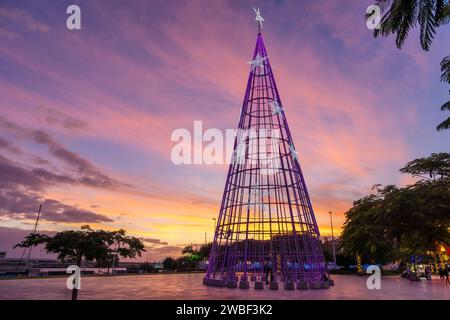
[71,287,78,300]
[71,256,82,301]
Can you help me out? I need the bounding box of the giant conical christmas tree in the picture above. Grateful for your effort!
[204,10,329,290]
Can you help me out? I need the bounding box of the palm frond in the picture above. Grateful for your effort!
[376,0,396,12]
[436,116,450,131]
[441,101,450,111]
[418,0,437,51]
[435,0,450,24]
[374,0,419,49]
[441,55,450,83]
[396,1,419,48]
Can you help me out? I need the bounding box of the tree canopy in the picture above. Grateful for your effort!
[372,0,450,51]
[15,225,145,300]
[341,153,450,264]
[162,243,212,272]
[15,225,145,266]
[400,152,450,179]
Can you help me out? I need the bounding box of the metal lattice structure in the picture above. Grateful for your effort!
[204,30,329,290]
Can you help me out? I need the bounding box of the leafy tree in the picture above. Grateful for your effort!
[162,257,177,270]
[95,253,118,270]
[368,0,450,130]
[198,242,213,260]
[161,243,213,272]
[176,256,195,271]
[15,225,145,300]
[341,154,450,266]
[400,152,450,179]
[181,246,200,270]
[341,191,396,264]
[182,243,212,262]
[182,245,195,256]
[139,262,156,273]
[372,0,450,50]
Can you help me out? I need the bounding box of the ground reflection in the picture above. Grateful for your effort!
[0,273,448,300]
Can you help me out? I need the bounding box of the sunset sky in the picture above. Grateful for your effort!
[0,0,449,260]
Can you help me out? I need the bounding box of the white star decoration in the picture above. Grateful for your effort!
[253,7,264,30]
[248,53,268,72]
[289,143,298,161]
[270,100,283,116]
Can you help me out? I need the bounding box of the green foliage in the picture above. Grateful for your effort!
[199,242,212,259]
[418,0,437,50]
[441,55,450,83]
[437,117,450,131]
[95,253,118,268]
[162,257,177,270]
[139,262,156,273]
[374,0,449,50]
[182,245,195,255]
[441,101,450,111]
[181,243,212,262]
[370,1,450,131]
[179,243,212,271]
[437,56,450,131]
[400,153,450,179]
[162,243,213,272]
[341,154,450,264]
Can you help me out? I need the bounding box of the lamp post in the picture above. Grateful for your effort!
[212,218,216,239]
[329,211,337,266]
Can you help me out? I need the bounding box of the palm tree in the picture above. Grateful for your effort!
[373,0,449,50]
[369,0,450,131]
[436,100,450,131]
[437,56,450,131]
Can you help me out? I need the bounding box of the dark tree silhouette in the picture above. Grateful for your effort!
[15,225,145,300]
[341,154,450,265]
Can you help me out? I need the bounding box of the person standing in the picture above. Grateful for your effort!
[444,268,449,285]
[439,267,444,280]
[263,262,270,284]
[406,266,412,281]
[425,266,431,280]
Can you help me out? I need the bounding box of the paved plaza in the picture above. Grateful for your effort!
[0,273,448,300]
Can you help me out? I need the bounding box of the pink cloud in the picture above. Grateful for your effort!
[1,0,448,246]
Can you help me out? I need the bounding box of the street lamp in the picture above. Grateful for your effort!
[329,211,337,266]
[212,218,217,240]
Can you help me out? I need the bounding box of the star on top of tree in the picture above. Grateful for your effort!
[253,7,264,31]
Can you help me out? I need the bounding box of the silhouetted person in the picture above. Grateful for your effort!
[444,269,450,285]
[263,262,270,284]
[264,262,275,283]
[439,268,444,280]
[425,266,431,280]
[406,266,412,281]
